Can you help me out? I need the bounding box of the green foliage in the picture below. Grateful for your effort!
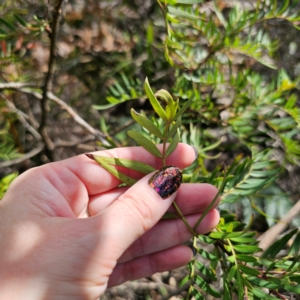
[0,118,21,161]
[0,172,17,199]
[0,0,299,298]
[91,78,299,299]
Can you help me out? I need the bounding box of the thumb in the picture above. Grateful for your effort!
[93,166,182,260]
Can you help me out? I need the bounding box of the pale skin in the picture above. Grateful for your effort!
[0,143,220,299]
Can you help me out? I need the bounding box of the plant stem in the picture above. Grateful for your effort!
[162,122,170,167]
[193,169,227,231]
[172,202,196,236]
[162,121,194,235]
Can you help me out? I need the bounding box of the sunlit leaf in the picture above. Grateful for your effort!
[91,155,137,186]
[91,156,155,174]
[144,78,167,121]
[131,108,164,139]
[166,116,181,140]
[233,245,261,254]
[179,275,190,287]
[92,103,119,110]
[165,131,179,157]
[128,130,162,158]
[209,231,243,239]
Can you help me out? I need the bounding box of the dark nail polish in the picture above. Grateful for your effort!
[85,154,95,160]
[188,244,197,257]
[148,166,182,199]
[191,145,199,163]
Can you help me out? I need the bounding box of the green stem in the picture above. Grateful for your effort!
[162,121,195,236]
[193,169,227,231]
[172,202,197,236]
[162,122,170,167]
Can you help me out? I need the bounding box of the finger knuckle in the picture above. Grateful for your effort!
[118,193,155,234]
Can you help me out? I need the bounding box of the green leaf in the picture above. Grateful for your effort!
[228,265,237,281]
[200,139,222,152]
[262,228,298,258]
[229,254,258,263]
[176,0,204,3]
[209,231,243,239]
[168,6,202,21]
[195,261,217,281]
[197,235,216,244]
[91,156,155,174]
[252,287,278,299]
[198,248,218,261]
[179,275,190,287]
[223,279,232,300]
[155,89,173,105]
[239,265,260,276]
[175,97,192,120]
[128,130,162,158]
[165,131,179,158]
[0,172,18,198]
[191,287,205,300]
[166,116,182,140]
[92,156,137,186]
[230,236,257,243]
[247,276,281,289]
[289,230,300,256]
[290,275,300,284]
[131,108,164,139]
[195,275,222,298]
[156,89,178,121]
[92,103,119,110]
[233,245,261,254]
[0,18,16,31]
[144,78,167,121]
[236,271,245,299]
[223,150,279,203]
[14,14,27,27]
[284,284,300,294]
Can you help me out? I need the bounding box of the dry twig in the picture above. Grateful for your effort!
[39,0,65,160]
[258,200,300,251]
[0,82,110,146]
[0,143,45,168]
[1,93,41,141]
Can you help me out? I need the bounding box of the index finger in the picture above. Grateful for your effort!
[60,143,196,195]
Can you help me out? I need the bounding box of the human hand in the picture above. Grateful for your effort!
[0,143,220,299]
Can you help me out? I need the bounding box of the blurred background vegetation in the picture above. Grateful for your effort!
[0,0,300,299]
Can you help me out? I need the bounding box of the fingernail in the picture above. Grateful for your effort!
[148,166,182,199]
[191,145,199,163]
[188,245,197,257]
[85,153,95,160]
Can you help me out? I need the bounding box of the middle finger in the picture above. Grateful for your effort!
[88,183,219,216]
